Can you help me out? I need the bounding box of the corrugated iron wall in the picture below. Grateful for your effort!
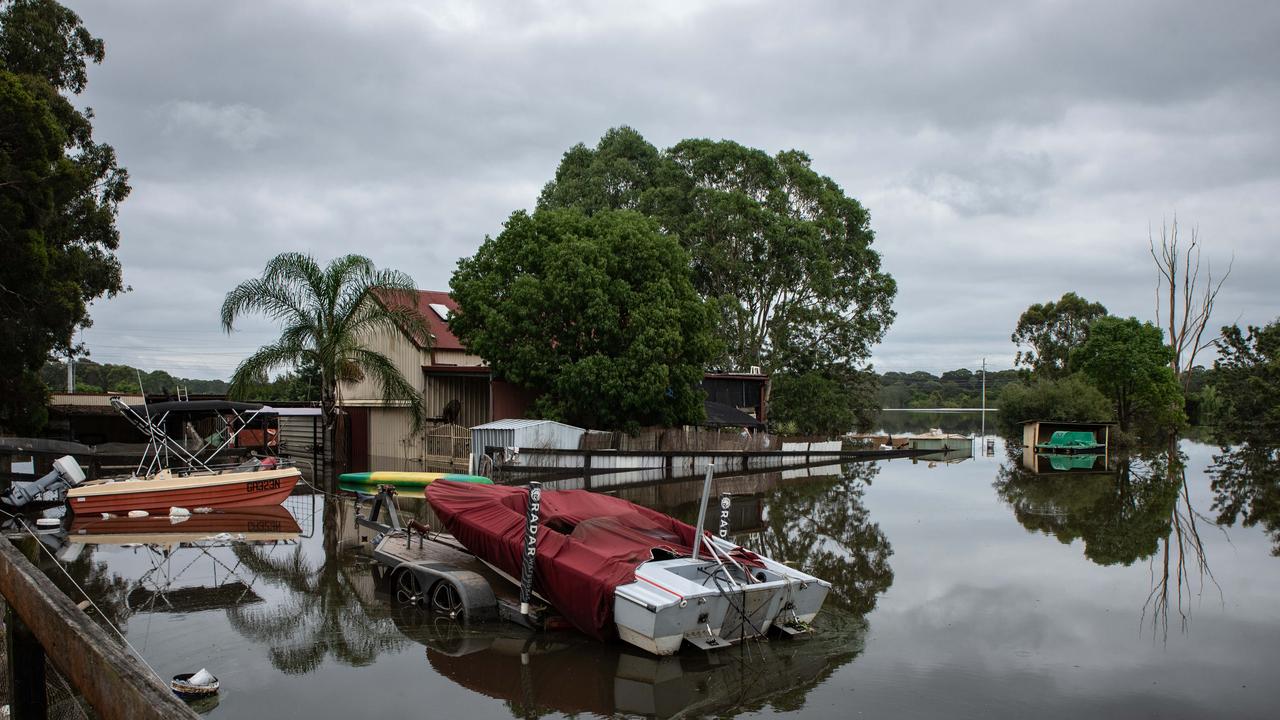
[341,325,426,402]
[278,415,328,466]
[424,375,489,428]
[368,407,423,472]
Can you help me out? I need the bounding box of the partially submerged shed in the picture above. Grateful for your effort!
[1021,420,1114,450]
[470,419,585,472]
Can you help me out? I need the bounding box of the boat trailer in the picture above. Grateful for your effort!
[354,486,555,628]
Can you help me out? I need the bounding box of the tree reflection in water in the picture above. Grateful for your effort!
[995,443,1220,640]
[1210,440,1280,556]
[226,501,408,674]
[381,464,893,719]
[733,461,894,616]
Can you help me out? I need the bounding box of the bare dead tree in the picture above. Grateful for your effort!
[1149,216,1233,392]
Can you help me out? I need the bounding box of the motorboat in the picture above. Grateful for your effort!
[425,471,830,656]
[2,397,301,515]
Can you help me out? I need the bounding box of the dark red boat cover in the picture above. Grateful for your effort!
[426,481,712,640]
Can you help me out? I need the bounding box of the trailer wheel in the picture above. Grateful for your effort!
[395,570,425,607]
[431,581,464,617]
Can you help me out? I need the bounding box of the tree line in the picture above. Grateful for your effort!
[39,359,231,396]
[879,368,1021,410]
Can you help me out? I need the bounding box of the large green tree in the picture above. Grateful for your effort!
[1072,316,1183,432]
[1011,292,1108,378]
[538,128,895,432]
[221,253,430,431]
[769,366,879,435]
[1212,318,1279,440]
[0,0,128,433]
[449,208,716,431]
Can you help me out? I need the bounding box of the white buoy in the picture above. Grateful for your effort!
[127,510,148,518]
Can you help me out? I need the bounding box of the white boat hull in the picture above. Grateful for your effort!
[613,539,830,656]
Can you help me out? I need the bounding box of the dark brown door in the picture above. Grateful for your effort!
[347,407,371,473]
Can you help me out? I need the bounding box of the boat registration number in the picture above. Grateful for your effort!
[246,478,282,493]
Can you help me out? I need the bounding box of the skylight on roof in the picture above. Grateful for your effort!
[429,302,452,321]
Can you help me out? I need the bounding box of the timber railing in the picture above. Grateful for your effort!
[0,536,199,720]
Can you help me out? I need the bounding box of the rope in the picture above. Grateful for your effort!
[3,511,167,684]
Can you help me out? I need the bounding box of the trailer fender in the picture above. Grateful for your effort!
[397,562,498,621]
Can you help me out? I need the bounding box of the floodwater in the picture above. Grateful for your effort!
[35,417,1280,719]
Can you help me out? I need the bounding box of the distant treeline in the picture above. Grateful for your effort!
[41,359,230,396]
[42,358,321,402]
[878,368,1022,409]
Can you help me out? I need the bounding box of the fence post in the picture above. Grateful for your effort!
[5,536,44,719]
[6,594,47,720]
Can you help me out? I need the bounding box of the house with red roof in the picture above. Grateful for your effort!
[339,290,768,472]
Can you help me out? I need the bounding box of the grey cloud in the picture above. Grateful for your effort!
[58,0,1280,378]
[909,151,1056,216]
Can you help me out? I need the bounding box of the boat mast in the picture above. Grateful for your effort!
[691,463,714,561]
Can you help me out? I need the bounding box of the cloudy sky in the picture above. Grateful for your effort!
[64,0,1279,380]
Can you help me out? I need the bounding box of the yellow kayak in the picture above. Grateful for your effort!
[338,471,491,492]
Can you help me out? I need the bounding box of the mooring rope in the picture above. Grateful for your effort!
[0,508,167,684]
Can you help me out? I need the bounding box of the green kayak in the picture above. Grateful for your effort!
[338,470,491,494]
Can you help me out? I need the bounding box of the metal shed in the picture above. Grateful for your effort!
[470,418,585,473]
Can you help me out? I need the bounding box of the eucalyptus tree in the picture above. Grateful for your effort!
[1010,292,1108,378]
[537,128,896,431]
[0,0,129,433]
[221,253,430,430]
[1072,316,1183,433]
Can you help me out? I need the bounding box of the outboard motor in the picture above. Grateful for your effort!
[0,455,86,509]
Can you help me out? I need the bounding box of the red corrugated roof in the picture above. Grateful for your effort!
[376,289,465,351]
[414,290,464,350]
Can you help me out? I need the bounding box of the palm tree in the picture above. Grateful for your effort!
[221,253,430,431]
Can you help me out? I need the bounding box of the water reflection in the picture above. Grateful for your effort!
[996,446,1186,566]
[1210,441,1280,556]
[996,443,1220,639]
[36,440,1280,720]
[734,462,893,616]
[225,501,408,674]
[387,609,866,719]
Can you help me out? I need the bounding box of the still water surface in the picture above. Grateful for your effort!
[42,424,1280,719]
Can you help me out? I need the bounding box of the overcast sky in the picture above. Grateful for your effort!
[63,0,1279,381]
